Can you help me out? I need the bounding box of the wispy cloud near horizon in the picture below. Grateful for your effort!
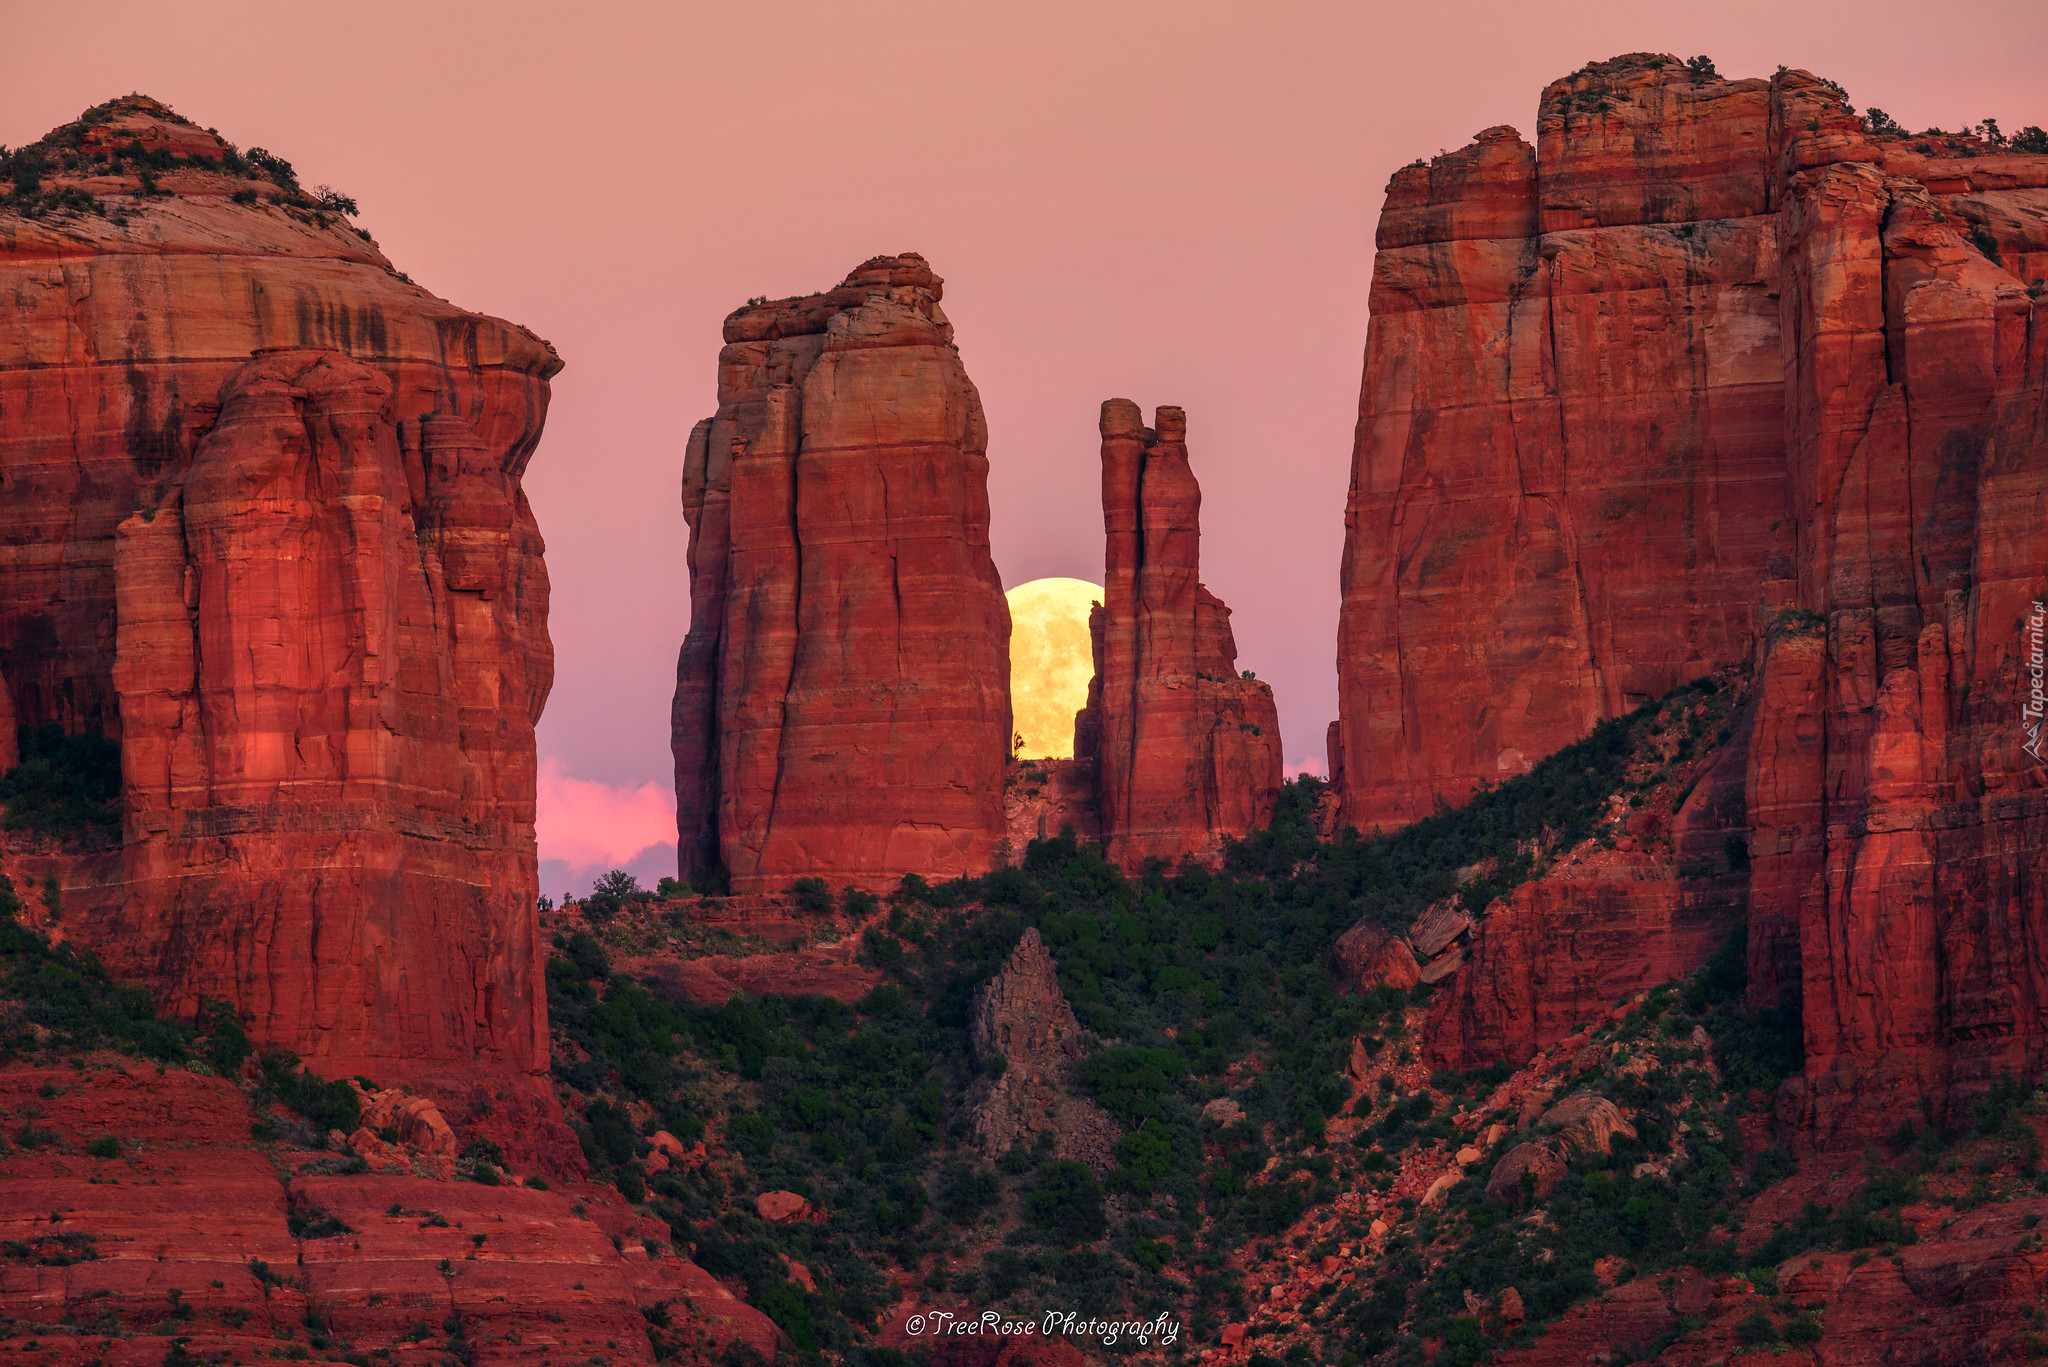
[535,757,675,877]
[1284,753,1326,780]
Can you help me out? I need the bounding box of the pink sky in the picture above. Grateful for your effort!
[7,0,2043,891]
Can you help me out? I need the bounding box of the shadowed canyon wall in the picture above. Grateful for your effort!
[1075,400,1282,869]
[671,254,1012,895]
[1338,56,2048,1143]
[0,98,560,1087]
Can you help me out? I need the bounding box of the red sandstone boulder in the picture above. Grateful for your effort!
[1484,1093,1636,1201]
[356,1086,459,1160]
[672,254,1012,894]
[754,1190,821,1224]
[1332,921,1420,993]
[1074,400,1282,870]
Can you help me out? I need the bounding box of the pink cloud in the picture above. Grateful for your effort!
[535,758,675,875]
[1284,754,1326,781]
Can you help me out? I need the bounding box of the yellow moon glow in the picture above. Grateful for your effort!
[1006,577,1103,759]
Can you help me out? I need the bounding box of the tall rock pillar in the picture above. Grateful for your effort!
[672,255,1013,894]
[1076,400,1282,869]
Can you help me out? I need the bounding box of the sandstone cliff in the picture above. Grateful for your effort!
[0,99,560,1093]
[1074,400,1283,869]
[1335,57,2048,1143]
[671,254,1012,895]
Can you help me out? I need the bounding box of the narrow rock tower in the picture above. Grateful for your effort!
[672,254,1013,894]
[1076,399,1282,869]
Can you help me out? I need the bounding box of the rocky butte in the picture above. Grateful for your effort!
[670,254,1013,895]
[1073,399,1283,869]
[0,97,563,1115]
[1331,56,2047,1144]
[0,95,791,1364]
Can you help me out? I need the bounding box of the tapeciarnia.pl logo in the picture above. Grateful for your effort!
[2026,599,2045,762]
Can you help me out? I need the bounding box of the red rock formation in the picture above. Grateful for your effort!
[1415,676,1752,1071]
[1428,877,1745,1072]
[1768,87,2048,1143]
[0,674,15,773]
[1490,1201,2048,1367]
[1331,921,1421,994]
[0,100,562,1116]
[1482,1093,1636,1202]
[1074,400,1283,869]
[625,938,883,1006]
[967,928,1119,1169]
[672,254,1012,894]
[1004,758,1102,853]
[1332,75,1789,834]
[1338,57,2048,1141]
[0,1062,777,1366]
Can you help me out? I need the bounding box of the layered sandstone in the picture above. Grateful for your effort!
[1424,680,1753,1071]
[1074,401,1282,869]
[1765,90,2048,1143]
[0,100,560,1098]
[0,675,15,772]
[0,1062,776,1366]
[1338,58,2048,1141]
[1332,82,1786,833]
[671,254,1012,894]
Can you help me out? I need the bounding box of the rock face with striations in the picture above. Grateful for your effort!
[671,254,1012,895]
[0,1062,779,1365]
[1336,57,2048,1143]
[0,99,561,1104]
[1073,400,1282,870]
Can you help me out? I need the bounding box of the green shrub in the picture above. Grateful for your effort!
[257,1052,361,1134]
[1026,1160,1106,1244]
[788,877,833,916]
[0,724,121,832]
[1082,1047,1185,1124]
[1115,1127,1174,1192]
[937,1160,1001,1224]
[1735,1310,1778,1345]
[202,999,252,1074]
[286,1206,353,1239]
[1131,1239,1172,1272]
[0,917,190,1061]
[756,1285,817,1351]
[245,147,297,187]
[587,868,648,921]
[1783,1312,1823,1343]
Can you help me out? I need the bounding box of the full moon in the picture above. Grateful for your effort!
[1006,577,1103,759]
